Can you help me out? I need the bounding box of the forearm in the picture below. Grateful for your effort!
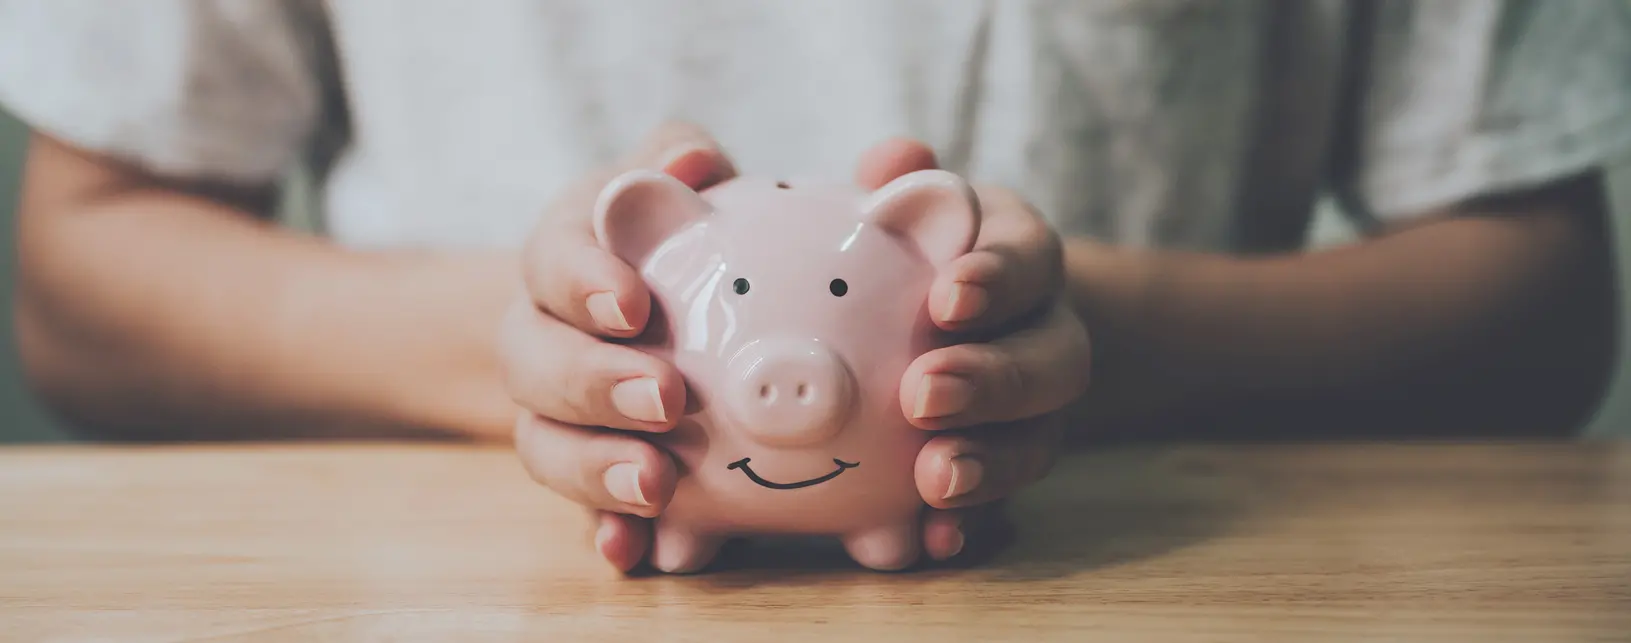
[17,146,519,441]
[1067,177,1617,440]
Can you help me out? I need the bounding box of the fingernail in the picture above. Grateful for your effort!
[659,144,709,169]
[942,282,988,323]
[611,377,667,423]
[586,291,633,332]
[913,373,974,419]
[943,455,984,500]
[945,528,966,559]
[604,462,649,507]
[663,145,731,186]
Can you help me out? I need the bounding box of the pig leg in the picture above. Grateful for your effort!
[841,521,922,571]
[650,518,726,574]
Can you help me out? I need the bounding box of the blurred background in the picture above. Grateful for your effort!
[1,106,1628,443]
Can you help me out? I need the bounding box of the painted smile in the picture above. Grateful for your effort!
[727,458,859,490]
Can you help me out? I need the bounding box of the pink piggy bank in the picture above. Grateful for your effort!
[592,169,981,573]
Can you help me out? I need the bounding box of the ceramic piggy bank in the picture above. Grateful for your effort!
[592,168,981,573]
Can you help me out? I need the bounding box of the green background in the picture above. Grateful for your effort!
[1,107,1627,442]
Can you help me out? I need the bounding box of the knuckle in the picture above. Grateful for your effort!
[1011,206,1051,241]
[500,363,546,413]
[563,348,620,423]
[978,346,1027,400]
[950,344,1027,423]
[521,349,592,422]
[567,245,616,301]
[521,263,568,317]
[552,259,602,319]
[495,305,530,368]
[561,380,604,424]
[512,415,539,457]
[513,419,566,489]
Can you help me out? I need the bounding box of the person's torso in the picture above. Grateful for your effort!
[310,0,1350,252]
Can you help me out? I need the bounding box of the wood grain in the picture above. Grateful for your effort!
[1,442,1628,642]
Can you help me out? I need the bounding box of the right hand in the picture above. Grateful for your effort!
[501,122,738,572]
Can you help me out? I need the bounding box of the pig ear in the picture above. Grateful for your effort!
[859,169,981,267]
[593,169,714,266]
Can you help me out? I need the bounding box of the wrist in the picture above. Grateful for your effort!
[1063,240,1154,385]
[1059,238,1206,438]
[350,250,523,442]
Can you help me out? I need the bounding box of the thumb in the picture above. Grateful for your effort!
[855,137,941,190]
[624,121,738,188]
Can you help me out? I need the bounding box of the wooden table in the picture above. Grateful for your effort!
[1,442,1628,642]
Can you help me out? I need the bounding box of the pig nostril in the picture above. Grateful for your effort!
[728,340,853,444]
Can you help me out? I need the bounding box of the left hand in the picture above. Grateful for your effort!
[854,138,1092,562]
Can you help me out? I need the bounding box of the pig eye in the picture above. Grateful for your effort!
[733,278,750,295]
[829,278,848,297]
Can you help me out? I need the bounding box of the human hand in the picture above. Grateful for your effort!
[507,129,1086,573]
[502,122,736,572]
[853,139,1091,562]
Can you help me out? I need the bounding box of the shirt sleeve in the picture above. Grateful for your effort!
[0,0,323,186]
[1332,0,1631,223]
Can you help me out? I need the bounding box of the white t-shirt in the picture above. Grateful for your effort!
[2,0,1629,252]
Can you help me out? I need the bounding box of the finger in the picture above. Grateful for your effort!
[921,506,969,561]
[914,414,1065,509]
[922,501,1011,562]
[523,231,656,339]
[623,120,739,181]
[854,137,941,190]
[928,185,1064,332]
[523,127,737,339]
[514,412,678,519]
[902,300,1090,429]
[592,510,654,573]
[500,299,686,431]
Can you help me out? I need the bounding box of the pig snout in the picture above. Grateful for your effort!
[724,339,855,447]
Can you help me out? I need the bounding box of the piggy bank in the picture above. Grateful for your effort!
[593,169,980,573]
